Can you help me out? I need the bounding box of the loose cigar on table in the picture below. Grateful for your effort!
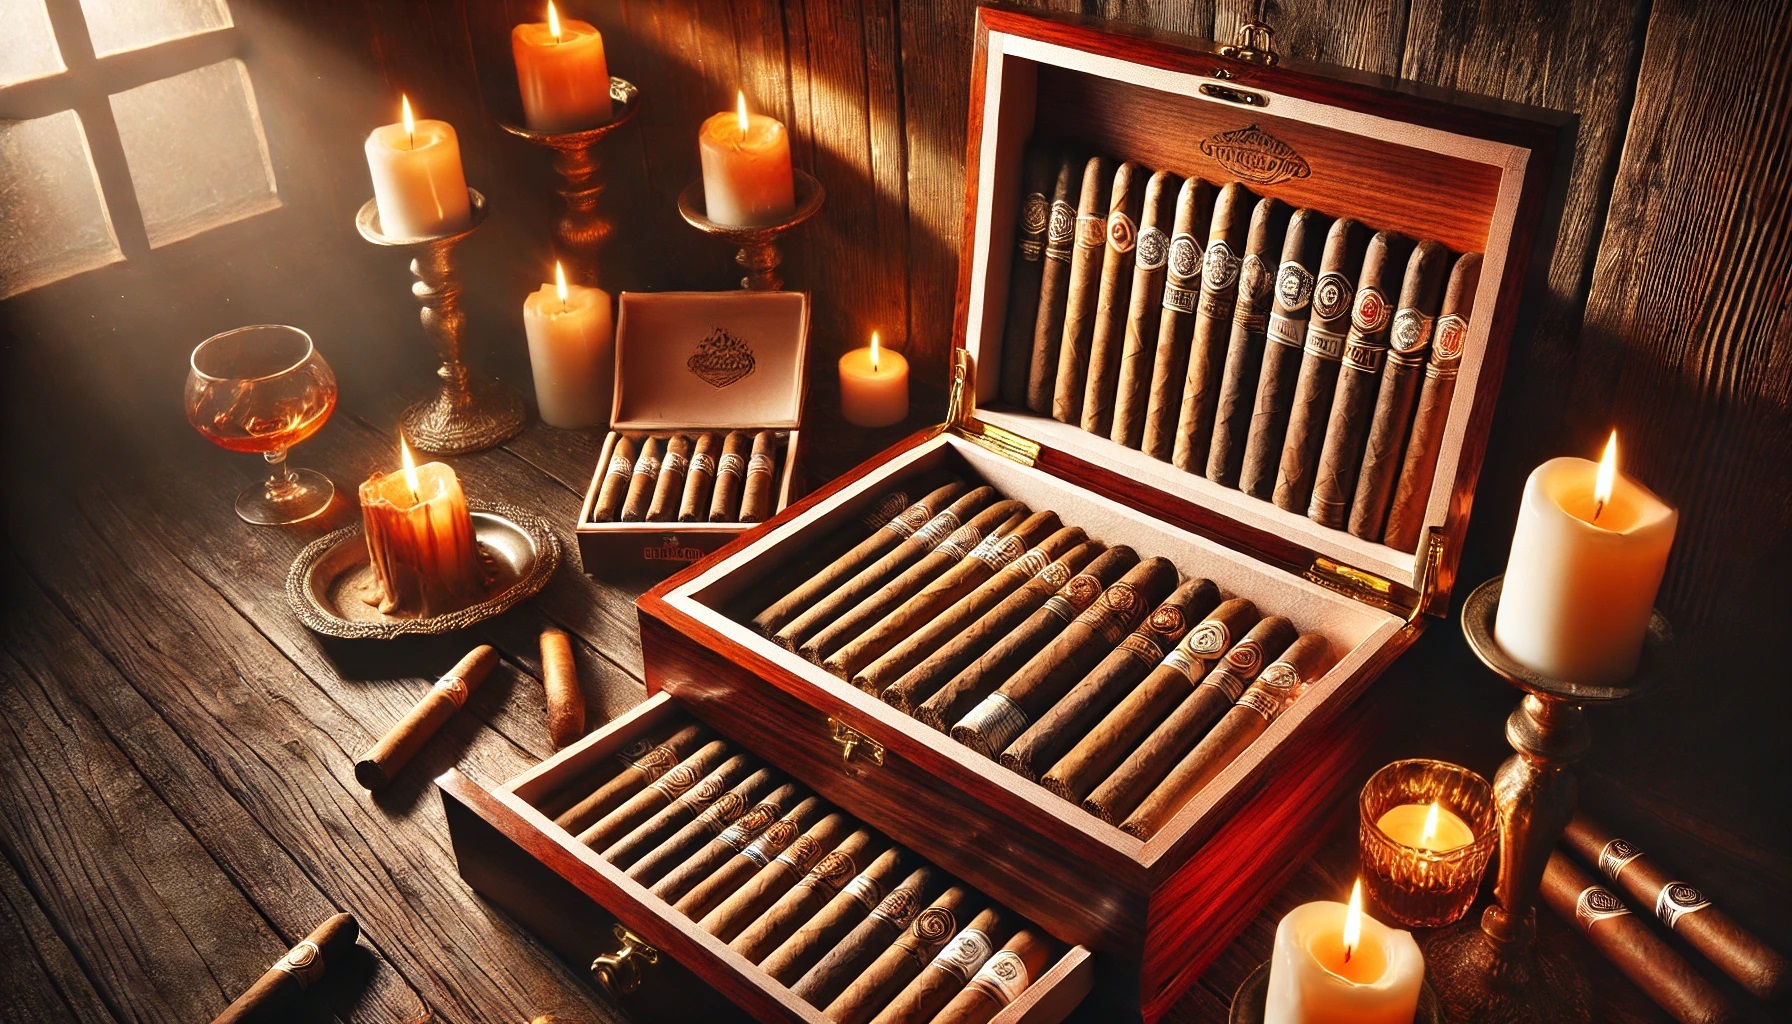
[1207,197,1292,486]
[1052,155,1114,425]
[675,795,827,922]
[553,722,711,834]
[1383,253,1483,552]
[650,782,803,905]
[794,866,937,1006]
[1001,577,1219,781]
[1120,633,1330,839]
[1563,812,1789,1002]
[600,753,753,867]
[708,430,752,522]
[915,545,1139,731]
[645,433,692,522]
[700,812,850,941]
[355,645,498,790]
[928,929,1055,1024]
[539,628,585,750]
[626,768,776,885]
[1080,160,1145,437]
[1274,217,1367,513]
[731,830,885,963]
[760,846,909,983]
[210,912,360,1024]
[869,906,1006,1024]
[1026,155,1079,413]
[999,146,1057,409]
[1110,170,1180,449]
[618,434,665,522]
[824,886,977,1024]
[577,739,731,852]
[954,556,1180,759]
[1309,231,1412,529]
[678,432,721,523]
[589,434,637,522]
[1141,177,1217,460]
[739,430,779,523]
[825,509,1062,680]
[1347,241,1448,539]
[1543,854,1742,1024]
[881,540,1104,715]
[1042,598,1261,802]
[1172,182,1256,472]
[1239,209,1328,499]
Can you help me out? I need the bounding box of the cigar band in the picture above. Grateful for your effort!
[648,760,706,799]
[739,819,800,866]
[717,806,776,850]
[432,674,469,709]
[1075,213,1106,249]
[1202,240,1241,293]
[1389,308,1435,354]
[1311,271,1353,322]
[1136,227,1169,270]
[1198,289,1237,320]
[803,850,858,893]
[605,453,633,479]
[883,503,935,539]
[969,531,1027,571]
[1233,309,1270,333]
[661,450,689,476]
[1575,885,1632,930]
[1183,620,1233,658]
[1162,284,1199,314]
[1083,582,1143,645]
[1020,192,1049,258]
[689,452,717,477]
[1043,574,1103,623]
[1119,629,1171,665]
[1107,210,1137,252]
[1303,326,1347,362]
[1423,361,1460,382]
[912,510,963,548]
[1654,883,1711,928]
[270,939,325,988]
[1266,313,1308,349]
[959,693,1032,753]
[717,452,745,477]
[910,905,959,945]
[1224,637,1268,675]
[1596,837,1644,880]
[861,491,913,532]
[1007,547,1056,580]
[1035,560,1075,589]
[1432,314,1470,364]
[1168,233,1201,282]
[696,791,749,831]
[1351,285,1391,334]
[1236,686,1283,721]
[1238,253,1273,313]
[932,928,995,984]
[1199,667,1249,703]
[1159,647,1202,680]
[1238,663,1303,721]
[966,949,1031,1007]
[683,772,733,808]
[634,455,661,478]
[935,523,985,561]
[628,745,681,781]
[746,453,775,479]
[1275,261,1316,312]
[771,834,823,874]
[1343,336,1390,374]
[871,884,924,927]
[844,872,888,913]
[1045,200,1075,260]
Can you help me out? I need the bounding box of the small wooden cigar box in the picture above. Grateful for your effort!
[577,290,809,578]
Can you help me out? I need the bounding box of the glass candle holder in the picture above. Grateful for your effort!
[1359,759,1497,928]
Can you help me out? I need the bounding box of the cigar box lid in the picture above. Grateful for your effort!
[611,290,810,431]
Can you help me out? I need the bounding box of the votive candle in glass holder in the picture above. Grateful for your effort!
[1359,759,1497,928]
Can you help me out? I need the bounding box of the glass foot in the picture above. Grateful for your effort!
[237,468,335,525]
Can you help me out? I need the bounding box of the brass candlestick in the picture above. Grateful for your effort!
[499,77,641,284]
[677,169,825,290]
[1425,576,1672,1024]
[356,188,526,455]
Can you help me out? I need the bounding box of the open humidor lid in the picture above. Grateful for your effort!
[612,290,810,431]
[952,7,1572,615]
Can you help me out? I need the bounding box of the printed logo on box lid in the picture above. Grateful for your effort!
[687,327,757,389]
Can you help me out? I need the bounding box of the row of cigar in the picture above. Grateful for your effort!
[589,429,784,524]
[998,145,1482,552]
[545,721,1061,1024]
[745,474,1336,840]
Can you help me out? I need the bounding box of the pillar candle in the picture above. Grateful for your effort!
[364,96,470,238]
[359,437,484,617]
[1494,433,1677,684]
[699,91,795,227]
[512,1,612,131]
[839,333,908,428]
[523,261,614,428]
[1265,882,1424,1024]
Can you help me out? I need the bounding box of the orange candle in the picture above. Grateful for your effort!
[512,1,612,130]
[699,91,795,226]
[838,332,909,428]
[359,436,484,617]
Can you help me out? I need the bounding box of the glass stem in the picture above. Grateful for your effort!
[264,448,301,501]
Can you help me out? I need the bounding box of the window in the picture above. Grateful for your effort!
[0,0,278,299]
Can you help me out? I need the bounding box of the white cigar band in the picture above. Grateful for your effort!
[634,455,661,478]
[628,745,679,781]
[861,491,912,532]
[966,948,1031,1006]
[747,452,775,477]
[1236,661,1303,722]
[968,531,1027,571]
[1597,837,1644,881]
[1198,666,1250,703]
[771,834,821,875]
[717,806,775,851]
[695,792,748,834]
[931,928,994,984]
[957,693,1031,754]
[1575,885,1632,930]
[802,850,858,894]
[689,452,717,477]
[648,760,704,798]
[661,450,689,476]
[605,453,633,478]
[432,674,469,709]
[717,452,745,476]
[912,510,962,547]
[270,939,325,988]
[844,872,887,913]
[739,819,798,866]
[1654,882,1711,929]
[934,524,985,561]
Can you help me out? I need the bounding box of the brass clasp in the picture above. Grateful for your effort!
[589,923,660,997]
[828,718,885,766]
[1219,21,1280,66]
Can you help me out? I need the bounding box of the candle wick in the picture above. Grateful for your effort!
[1592,497,1605,522]
[1343,945,1353,965]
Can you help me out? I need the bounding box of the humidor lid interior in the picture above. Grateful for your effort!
[612,290,810,430]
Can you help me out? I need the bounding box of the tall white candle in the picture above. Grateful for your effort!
[364,96,470,238]
[699,91,795,227]
[522,262,614,429]
[1266,882,1424,1024]
[1494,433,1677,684]
[513,1,612,130]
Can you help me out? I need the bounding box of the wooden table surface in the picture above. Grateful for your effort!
[2,393,1785,1024]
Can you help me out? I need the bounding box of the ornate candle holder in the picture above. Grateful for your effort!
[356,188,526,455]
[499,77,641,284]
[1359,759,1497,928]
[677,169,825,290]
[1424,575,1672,1024]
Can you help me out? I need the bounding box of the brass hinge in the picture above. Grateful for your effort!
[1303,556,1421,620]
[1414,527,1449,619]
[1219,20,1280,66]
[589,924,660,997]
[828,718,885,766]
[943,348,1041,467]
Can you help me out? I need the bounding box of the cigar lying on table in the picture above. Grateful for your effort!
[618,434,664,522]
[355,645,498,790]
[1172,182,1255,473]
[575,738,731,851]
[1051,155,1112,425]
[552,722,711,834]
[761,846,909,983]
[870,906,1007,1024]
[210,912,359,1024]
[650,782,804,904]
[793,866,937,1007]
[700,812,850,942]
[928,928,1054,1024]
[998,146,1056,410]
[675,795,828,922]
[1239,209,1328,500]
[678,432,721,523]
[730,830,885,963]
[539,628,585,750]
[739,430,778,523]
[625,768,776,885]
[1026,155,1079,414]
[1563,812,1789,1002]
[708,429,751,522]
[599,753,755,867]
[645,433,692,522]
[1141,177,1217,460]
[1274,217,1366,513]
[589,435,638,522]
[1109,169,1180,449]
[1542,853,1741,1024]
[1080,160,1145,438]
[824,886,977,1024]
[1206,196,1291,486]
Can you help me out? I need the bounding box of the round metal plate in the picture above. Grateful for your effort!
[1460,576,1672,704]
[1230,959,1442,1023]
[677,168,826,241]
[498,76,641,146]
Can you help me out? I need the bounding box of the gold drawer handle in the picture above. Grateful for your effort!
[828,718,885,766]
[589,923,660,997]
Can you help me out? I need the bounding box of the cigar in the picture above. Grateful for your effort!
[210,912,359,1024]
[589,434,637,522]
[800,499,1030,666]
[678,432,721,522]
[1026,154,1079,414]
[618,434,664,522]
[824,509,1061,680]
[1000,577,1219,781]
[1206,197,1292,486]
[823,886,976,1024]
[355,645,498,790]
[1041,598,1260,803]
[927,929,1054,1024]
[760,846,908,983]
[1563,812,1789,1002]
[645,433,692,522]
[539,627,585,750]
[869,906,1006,1024]
[1052,155,1113,425]
[1110,170,1180,449]
[739,430,779,523]
[1172,182,1255,472]
[553,722,711,835]
[881,540,1104,715]
[650,782,803,905]
[625,767,776,885]
[999,146,1056,409]
[1080,160,1145,437]
[1141,177,1217,459]
[1383,253,1482,552]
[1274,217,1367,512]
[1309,231,1412,529]
[674,795,827,922]
[699,812,850,942]
[707,430,751,522]
[793,866,936,1007]
[776,486,997,652]
[1119,633,1330,838]
[1543,854,1741,1024]
[915,545,1139,731]
[730,830,884,963]
[576,738,731,852]
[1346,242,1448,539]
[953,556,1180,759]
[600,753,754,868]
[1239,209,1328,499]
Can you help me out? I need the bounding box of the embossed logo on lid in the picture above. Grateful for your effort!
[1200,124,1311,185]
[686,327,757,389]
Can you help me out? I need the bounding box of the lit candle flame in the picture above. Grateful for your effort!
[870,331,881,373]
[1420,801,1442,850]
[736,90,749,135]
[1593,430,1618,522]
[401,94,415,148]
[1341,879,1364,964]
[400,433,421,501]
[547,0,561,42]
[554,260,569,310]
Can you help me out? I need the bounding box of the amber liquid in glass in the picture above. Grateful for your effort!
[186,356,338,453]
